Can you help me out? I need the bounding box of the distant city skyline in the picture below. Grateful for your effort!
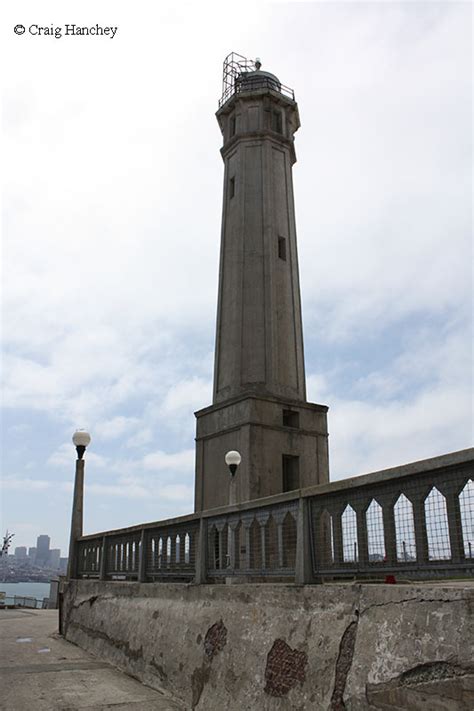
[9,533,64,559]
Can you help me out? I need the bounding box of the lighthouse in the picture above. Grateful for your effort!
[195,53,329,511]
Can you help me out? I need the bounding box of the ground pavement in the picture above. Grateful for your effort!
[0,609,184,710]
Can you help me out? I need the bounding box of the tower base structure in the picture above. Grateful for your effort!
[194,394,329,511]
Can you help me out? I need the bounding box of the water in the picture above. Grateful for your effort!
[0,582,51,608]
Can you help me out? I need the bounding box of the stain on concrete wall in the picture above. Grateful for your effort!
[204,620,227,659]
[192,620,228,708]
[264,638,307,696]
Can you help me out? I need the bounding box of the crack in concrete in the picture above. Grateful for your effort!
[72,595,114,610]
[330,615,359,710]
[360,596,465,616]
[68,621,144,663]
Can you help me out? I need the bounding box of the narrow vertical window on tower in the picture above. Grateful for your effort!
[229,176,235,199]
[230,114,236,137]
[278,236,287,261]
[282,455,300,492]
[272,110,283,134]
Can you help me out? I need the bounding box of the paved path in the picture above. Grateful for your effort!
[0,609,184,710]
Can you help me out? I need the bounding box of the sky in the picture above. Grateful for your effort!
[1,0,472,555]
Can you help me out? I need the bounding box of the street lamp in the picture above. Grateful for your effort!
[225,450,241,477]
[67,430,91,579]
[225,450,241,512]
[72,429,91,460]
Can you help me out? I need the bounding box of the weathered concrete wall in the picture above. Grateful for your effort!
[62,581,473,710]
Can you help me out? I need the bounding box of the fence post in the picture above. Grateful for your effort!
[355,502,369,567]
[412,494,430,565]
[295,497,313,584]
[138,529,147,582]
[380,496,397,566]
[436,478,466,565]
[195,518,207,584]
[332,507,344,567]
[99,536,107,580]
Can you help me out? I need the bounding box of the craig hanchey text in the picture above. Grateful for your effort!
[28,24,118,39]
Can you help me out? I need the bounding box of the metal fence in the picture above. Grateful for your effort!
[310,465,473,579]
[207,500,298,578]
[75,450,474,583]
[77,518,199,582]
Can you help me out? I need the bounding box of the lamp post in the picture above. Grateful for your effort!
[67,430,91,579]
[225,450,241,507]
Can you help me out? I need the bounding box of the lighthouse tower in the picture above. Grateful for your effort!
[194,54,329,511]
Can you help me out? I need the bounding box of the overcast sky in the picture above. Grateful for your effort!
[2,0,472,554]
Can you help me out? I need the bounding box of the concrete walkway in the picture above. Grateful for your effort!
[0,609,184,710]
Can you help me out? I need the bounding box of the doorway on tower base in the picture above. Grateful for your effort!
[283,455,300,492]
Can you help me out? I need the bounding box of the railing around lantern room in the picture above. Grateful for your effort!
[75,449,474,584]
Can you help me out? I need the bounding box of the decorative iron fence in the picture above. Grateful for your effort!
[309,460,473,580]
[207,500,298,578]
[75,449,473,584]
[77,517,199,582]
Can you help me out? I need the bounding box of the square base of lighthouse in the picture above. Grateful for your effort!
[194,394,329,512]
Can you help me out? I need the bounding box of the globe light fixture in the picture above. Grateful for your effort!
[72,430,91,460]
[225,450,242,477]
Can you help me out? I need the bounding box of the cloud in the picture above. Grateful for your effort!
[307,326,472,479]
[160,378,212,417]
[95,416,142,441]
[3,478,54,492]
[142,449,195,473]
[47,444,109,469]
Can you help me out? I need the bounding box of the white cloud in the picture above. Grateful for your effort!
[307,328,473,479]
[95,416,141,441]
[160,378,212,417]
[125,427,154,449]
[47,443,109,469]
[142,449,195,473]
[3,478,53,492]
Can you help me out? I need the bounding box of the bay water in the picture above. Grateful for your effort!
[0,582,51,608]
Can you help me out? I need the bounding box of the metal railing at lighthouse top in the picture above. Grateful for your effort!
[73,449,473,585]
[219,52,295,107]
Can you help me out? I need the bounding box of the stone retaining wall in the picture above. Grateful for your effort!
[62,580,474,710]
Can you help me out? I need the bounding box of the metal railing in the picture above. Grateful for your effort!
[77,516,199,582]
[207,500,298,578]
[219,51,295,107]
[75,449,474,584]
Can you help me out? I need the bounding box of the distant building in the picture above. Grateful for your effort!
[36,535,51,565]
[28,547,37,561]
[49,549,61,569]
[14,546,27,559]
[59,557,68,572]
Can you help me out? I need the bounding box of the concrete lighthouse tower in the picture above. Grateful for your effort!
[194,54,329,511]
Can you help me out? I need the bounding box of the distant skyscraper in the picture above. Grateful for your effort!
[36,535,50,565]
[14,546,27,559]
[28,547,37,562]
[49,549,61,569]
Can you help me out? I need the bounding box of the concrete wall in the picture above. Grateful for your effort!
[62,580,473,710]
